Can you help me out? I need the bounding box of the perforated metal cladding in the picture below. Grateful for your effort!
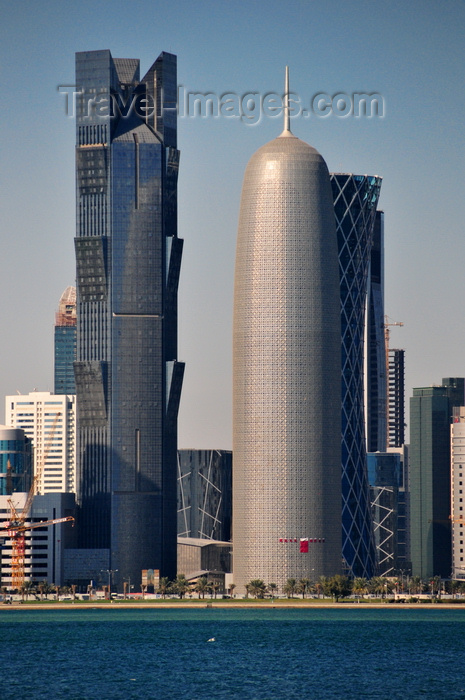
[233,136,342,593]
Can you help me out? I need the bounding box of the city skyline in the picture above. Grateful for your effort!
[2,1,465,449]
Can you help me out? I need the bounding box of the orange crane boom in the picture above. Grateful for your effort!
[2,516,75,537]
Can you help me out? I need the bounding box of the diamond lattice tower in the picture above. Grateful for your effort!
[233,71,342,593]
[331,173,382,578]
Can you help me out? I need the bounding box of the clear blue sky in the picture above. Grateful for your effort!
[1,0,464,448]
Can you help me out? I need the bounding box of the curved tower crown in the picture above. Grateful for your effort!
[232,70,342,594]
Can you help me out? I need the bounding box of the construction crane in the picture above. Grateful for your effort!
[1,412,74,590]
[384,316,404,446]
[2,516,74,537]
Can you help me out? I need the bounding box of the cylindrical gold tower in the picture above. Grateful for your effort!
[233,122,342,594]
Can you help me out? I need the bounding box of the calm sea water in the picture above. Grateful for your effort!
[1,607,465,699]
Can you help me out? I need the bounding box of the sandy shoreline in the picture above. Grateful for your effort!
[4,600,465,610]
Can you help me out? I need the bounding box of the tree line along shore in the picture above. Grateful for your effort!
[4,574,465,606]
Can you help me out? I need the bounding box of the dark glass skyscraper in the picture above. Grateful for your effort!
[74,50,184,588]
[0,426,32,495]
[331,173,381,578]
[54,286,77,395]
[410,378,464,578]
[366,212,386,453]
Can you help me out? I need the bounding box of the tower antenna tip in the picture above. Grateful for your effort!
[280,65,293,137]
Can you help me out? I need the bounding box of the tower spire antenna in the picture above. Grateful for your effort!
[280,65,293,137]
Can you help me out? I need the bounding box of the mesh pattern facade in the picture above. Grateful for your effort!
[233,135,342,594]
[331,173,382,578]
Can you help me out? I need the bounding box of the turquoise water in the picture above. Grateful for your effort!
[2,607,465,699]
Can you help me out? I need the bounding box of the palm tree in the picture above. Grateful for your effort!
[60,585,71,600]
[447,579,460,596]
[211,581,221,599]
[314,577,327,599]
[21,580,36,601]
[229,583,236,598]
[39,581,53,600]
[248,579,267,599]
[409,576,424,595]
[368,576,384,598]
[283,578,297,598]
[326,575,352,602]
[268,582,278,599]
[370,577,394,598]
[174,574,190,599]
[297,578,311,599]
[195,576,209,599]
[157,576,171,599]
[352,577,368,602]
[431,575,442,599]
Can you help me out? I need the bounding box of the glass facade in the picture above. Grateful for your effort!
[366,211,387,453]
[367,452,401,575]
[177,449,232,542]
[0,427,32,495]
[54,287,77,395]
[410,378,464,578]
[74,50,184,588]
[331,173,382,578]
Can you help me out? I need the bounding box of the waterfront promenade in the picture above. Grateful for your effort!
[4,598,465,610]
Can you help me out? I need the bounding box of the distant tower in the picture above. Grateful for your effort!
[54,286,76,395]
[0,426,32,495]
[388,348,405,448]
[6,391,76,494]
[366,211,386,453]
[451,407,465,579]
[331,173,382,578]
[410,378,464,578]
[233,69,342,593]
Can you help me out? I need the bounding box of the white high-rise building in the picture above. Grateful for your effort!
[451,407,465,579]
[5,392,76,494]
[232,72,342,593]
